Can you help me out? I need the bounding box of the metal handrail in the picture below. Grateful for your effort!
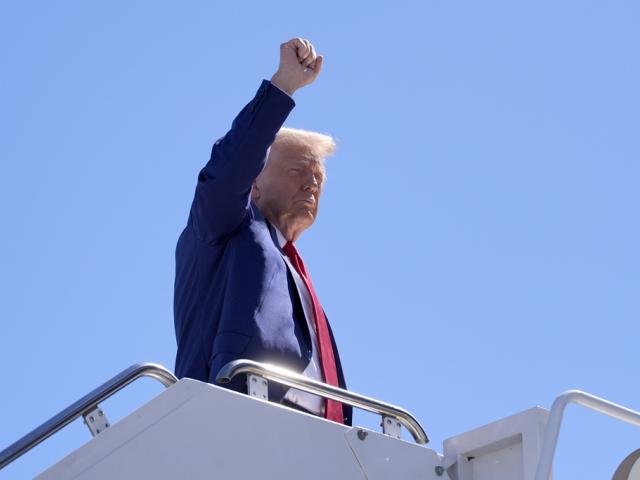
[0,362,178,470]
[534,389,640,480]
[216,359,429,444]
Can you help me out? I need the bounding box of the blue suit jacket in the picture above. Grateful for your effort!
[174,80,352,425]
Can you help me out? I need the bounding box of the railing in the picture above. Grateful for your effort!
[0,362,178,470]
[534,390,640,480]
[2,358,429,471]
[217,359,429,444]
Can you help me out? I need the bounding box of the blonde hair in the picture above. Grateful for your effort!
[272,127,337,164]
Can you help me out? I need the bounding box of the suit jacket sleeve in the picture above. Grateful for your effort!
[189,80,295,243]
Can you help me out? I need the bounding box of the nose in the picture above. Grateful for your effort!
[302,174,319,193]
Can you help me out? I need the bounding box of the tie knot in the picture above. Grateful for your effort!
[283,241,298,259]
[283,241,308,279]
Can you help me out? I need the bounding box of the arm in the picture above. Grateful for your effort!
[189,38,324,243]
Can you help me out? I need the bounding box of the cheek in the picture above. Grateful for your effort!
[285,180,302,197]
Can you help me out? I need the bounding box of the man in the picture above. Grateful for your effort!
[173,38,351,425]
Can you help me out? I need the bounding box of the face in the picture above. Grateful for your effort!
[253,143,325,235]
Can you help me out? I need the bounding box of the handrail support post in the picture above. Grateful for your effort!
[82,405,110,437]
[382,415,402,439]
[247,374,268,401]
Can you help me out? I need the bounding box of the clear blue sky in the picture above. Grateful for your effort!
[1,1,638,478]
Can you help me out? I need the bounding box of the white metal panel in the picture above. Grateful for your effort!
[345,428,443,479]
[465,436,523,480]
[36,379,366,480]
[443,407,549,480]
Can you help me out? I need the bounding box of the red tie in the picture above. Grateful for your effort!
[283,241,344,424]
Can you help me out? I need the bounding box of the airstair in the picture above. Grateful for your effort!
[1,360,639,479]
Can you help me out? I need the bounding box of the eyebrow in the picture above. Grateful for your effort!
[288,159,325,179]
[292,159,312,166]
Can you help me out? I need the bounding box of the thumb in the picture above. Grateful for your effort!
[313,55,324,76]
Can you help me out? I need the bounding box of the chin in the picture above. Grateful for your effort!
[286,207,316,232]
[298,211,316,228]
[306,209,318,222]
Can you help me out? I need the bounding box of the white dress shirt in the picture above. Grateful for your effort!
[274,227,325,416]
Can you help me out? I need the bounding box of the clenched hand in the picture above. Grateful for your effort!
[271,38,324,96]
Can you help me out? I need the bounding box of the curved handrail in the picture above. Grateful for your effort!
[0,362,178,470]
[534,389,640,480]
[217,359,429,444]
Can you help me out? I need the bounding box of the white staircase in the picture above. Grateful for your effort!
[2,361,639,479]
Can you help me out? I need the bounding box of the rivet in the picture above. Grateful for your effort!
[357,429,368,441]
[435,466,444,476]
[89,416,94,422]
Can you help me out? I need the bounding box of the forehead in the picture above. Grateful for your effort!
[270,143,324,171]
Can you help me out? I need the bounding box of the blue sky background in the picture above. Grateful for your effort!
[1,1,638,478]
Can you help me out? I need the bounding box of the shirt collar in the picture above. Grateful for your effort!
[273,225,287,249]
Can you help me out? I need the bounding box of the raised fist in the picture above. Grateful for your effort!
[270,38,324,96]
